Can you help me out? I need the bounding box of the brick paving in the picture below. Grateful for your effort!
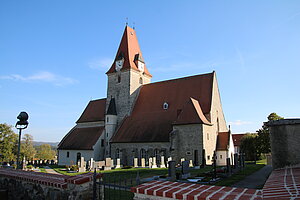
[132,165,300,200]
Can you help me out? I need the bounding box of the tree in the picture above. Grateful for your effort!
[240,133,259,161]
[0,123,18,162]
[20,134,36,160]
[256,112,283,155]
[36,144,56,160]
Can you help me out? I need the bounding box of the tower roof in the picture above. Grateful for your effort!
[106,26,152,77]
[106,97,117,115]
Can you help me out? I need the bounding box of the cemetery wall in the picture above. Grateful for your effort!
[266,119,300,169]
[58,149,93,166]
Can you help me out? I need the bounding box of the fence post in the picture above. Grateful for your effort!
[93,168,97,200]
[136,171,140,185]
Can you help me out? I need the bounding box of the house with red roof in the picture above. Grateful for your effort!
[57,26,234,167]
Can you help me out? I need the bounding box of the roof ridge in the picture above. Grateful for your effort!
[143,71,214,87]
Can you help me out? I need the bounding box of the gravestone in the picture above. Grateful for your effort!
[111,159,114,168]
[189,160,194,167]
[180,158,185,164]
[105,158,112,170]
[134,158,138,168]
[95,161,105,170]
[149,157,153,168]
[89,158,94,170]
[116,158,121,169]
[141,158,145,168]
[78,157,86,172]
[152,157,157,168]
[181,160,190,179]
[160,156,166,168]
[168,161,176,181]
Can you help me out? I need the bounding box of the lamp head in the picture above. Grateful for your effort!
[16,112,29,127]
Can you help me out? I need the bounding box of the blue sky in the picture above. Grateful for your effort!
[1,1,300,142]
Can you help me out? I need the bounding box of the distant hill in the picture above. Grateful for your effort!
[33,141,59,147]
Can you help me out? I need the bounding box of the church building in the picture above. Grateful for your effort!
[57,26,234,167]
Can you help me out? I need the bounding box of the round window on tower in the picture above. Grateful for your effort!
[163,102,169,110]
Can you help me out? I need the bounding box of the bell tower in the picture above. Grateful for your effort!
[106,26,152,125]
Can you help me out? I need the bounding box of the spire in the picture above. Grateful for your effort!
[106,26,152,77]
[107,98,117,115]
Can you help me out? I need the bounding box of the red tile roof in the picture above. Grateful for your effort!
[106,26,152,77]
[232,133,246,146]
[58,126,104,150]
[76,99,106,123]
[217,131,230,150]
[111,72,214,143]
[174,97,212,125]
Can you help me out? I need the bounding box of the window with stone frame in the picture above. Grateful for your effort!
[140,149,146,158]
[116,149,120,158]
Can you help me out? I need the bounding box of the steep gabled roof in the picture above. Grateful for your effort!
[58,126,104,150]
[174,97,212,125]
[106,98,117,115]
[106,26,152,77]
[232,133,246,146]
[216,131,230,151]
[111,72,214,143]
[76,99,106,123]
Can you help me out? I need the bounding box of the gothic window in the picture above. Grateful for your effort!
[107,117,109,122]
[67,151,69,158]
[101,139,104,147]
[116,149,120,158]
[207,133,209,140]
[220,155,223,159]
[140,149,146,158]
[117,75,121,83]
[207,155,210,160]
[77,152,81,164]
[139,77,143,84]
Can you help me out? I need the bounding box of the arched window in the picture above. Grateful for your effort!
[76,152,81,164]
[116,149,120,158]
[139,77,143,84]
[140,149,146,158]
[117,75,121,83]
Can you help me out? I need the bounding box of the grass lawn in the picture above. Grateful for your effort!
[215,163,265,187]
[39,167,47,173]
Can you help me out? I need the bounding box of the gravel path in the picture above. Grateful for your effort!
[44,166,61,175]
[231,165,273,189]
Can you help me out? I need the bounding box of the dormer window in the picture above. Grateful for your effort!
[163,102,169,110]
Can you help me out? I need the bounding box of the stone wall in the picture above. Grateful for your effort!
[0,168,100,200]
[110,142,169,166]
[266,119,300,169]
[171,124,203,165]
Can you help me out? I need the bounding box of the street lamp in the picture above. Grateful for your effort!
[15,111,29,169]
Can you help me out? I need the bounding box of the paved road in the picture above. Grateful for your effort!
[44,166,61,174]
[232,165,273,189]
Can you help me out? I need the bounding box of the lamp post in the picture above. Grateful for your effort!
[15,111,29,169]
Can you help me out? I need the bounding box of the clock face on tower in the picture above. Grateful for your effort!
[115,59,124,71]
[138,61,144,72]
